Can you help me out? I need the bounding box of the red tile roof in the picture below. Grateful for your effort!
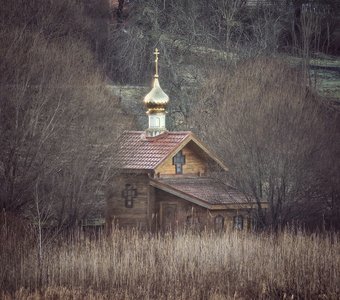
[116,131,191,170]
[155,177,251,205]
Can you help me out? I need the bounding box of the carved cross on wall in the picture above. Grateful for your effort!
[172,150,186,174]
[122,184,137,208]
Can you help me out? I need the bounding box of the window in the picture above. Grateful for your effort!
[251,217,258,231]
[214,215,224,231]
[233,215,243,230]
[122,184,137,208]
[150,116,160,128]
[172,150,186,174]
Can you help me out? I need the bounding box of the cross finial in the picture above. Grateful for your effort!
[154,48,160,78]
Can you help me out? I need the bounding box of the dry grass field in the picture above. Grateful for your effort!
[0,227,339,300]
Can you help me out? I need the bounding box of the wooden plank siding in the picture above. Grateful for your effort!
[155,143,207,177]
[108,130,261,232]
[155,189,253,231]
[107,174,150,229]
[106,174,255,232]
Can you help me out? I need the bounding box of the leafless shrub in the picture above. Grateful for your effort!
[190,57,338,229]
[0,26,133,227]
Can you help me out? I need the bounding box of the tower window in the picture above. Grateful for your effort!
[233,215,243,230]
[172,150,186,174]
[122,184,137,208]
[150,116,160,128]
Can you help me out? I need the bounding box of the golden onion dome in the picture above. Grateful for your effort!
[143,77,169,111]
[143,48,169,112]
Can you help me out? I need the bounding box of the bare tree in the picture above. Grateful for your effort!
[0,27,133,228]
[190,58,337,230]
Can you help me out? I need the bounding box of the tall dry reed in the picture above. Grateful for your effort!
[1,228,339,299]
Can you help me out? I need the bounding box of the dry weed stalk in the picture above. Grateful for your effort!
[0,228,339,299]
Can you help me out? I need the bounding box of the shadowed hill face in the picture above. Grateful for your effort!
[107,0,340,108]
[0,0,111,61]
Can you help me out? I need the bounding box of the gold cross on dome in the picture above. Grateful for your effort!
[154,48,159,78]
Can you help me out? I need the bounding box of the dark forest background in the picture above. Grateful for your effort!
[0,0,340,231]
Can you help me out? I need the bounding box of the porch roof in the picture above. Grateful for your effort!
[150,177,261,210]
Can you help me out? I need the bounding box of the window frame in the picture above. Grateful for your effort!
[233,215,244,230]
[122,184,137,208]
[172,150,186,174]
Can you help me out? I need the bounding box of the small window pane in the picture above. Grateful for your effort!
[123,184,137,208]
[173,151,185,174]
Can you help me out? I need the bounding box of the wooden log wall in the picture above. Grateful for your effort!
[155,143,206,177]
[155,189,252,231]
[107,174,152,229]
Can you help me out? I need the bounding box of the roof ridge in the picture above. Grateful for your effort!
[123,130,192,135]
[117,130,192,170]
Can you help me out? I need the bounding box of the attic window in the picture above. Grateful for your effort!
[172,150,186,174]
[122,184,137,208]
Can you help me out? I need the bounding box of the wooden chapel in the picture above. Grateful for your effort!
[107,49,266,231]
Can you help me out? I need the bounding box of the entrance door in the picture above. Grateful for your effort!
[161,203,177,231]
